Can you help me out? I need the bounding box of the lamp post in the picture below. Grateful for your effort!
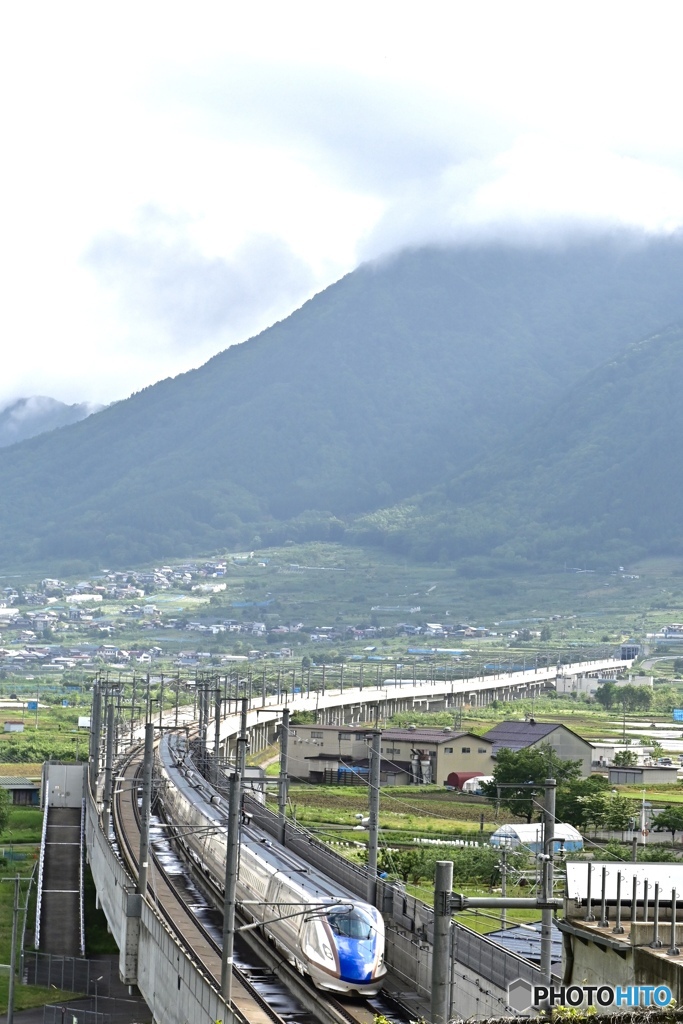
[93,974,103,1017]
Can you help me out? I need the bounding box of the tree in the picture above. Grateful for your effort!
[556,774,610,829]
[619,684,652,712]
[540,625,552,641]
[481,743,582,823]
[377,848,426,884]
[580,792,610,835]
[604,794,634,835]
[595,681,618,709]
[613,750,638,767]
[653,805,683,846]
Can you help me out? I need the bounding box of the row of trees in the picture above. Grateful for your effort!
[595,681,652,711]
[595,680,681,715]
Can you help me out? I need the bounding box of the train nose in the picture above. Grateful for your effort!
[336,939,378,983]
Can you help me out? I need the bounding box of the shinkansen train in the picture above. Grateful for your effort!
[156,733,386,996]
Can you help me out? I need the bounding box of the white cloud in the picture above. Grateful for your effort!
[3,2,683,405]
[86,208,315,349]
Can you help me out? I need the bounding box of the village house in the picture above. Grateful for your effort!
[481,719,595,775]
[284,723,494,786]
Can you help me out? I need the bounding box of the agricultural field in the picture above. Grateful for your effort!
[0,702,90,769]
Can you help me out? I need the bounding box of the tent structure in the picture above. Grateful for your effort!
[446,771,491,791]
[461,774,494,794]
[489,822,583,853]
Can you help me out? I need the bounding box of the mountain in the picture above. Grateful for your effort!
[2,232,683,568]
[0,397,103,447]
[355,321,683,569]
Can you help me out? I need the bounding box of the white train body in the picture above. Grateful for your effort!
[157,734,386,996]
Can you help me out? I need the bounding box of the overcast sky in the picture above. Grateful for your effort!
[3,1,683,408]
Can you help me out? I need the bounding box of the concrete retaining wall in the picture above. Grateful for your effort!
[85,789,232,1024]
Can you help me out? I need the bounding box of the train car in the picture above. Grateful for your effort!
[156,733,386,996]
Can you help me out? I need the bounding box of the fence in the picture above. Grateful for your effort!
[23,953,111,996]
[43,1006,107,1024]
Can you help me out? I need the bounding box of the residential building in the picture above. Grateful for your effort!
[481,720,595,775]
[284,723,494,785]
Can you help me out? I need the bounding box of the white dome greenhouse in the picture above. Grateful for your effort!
[489,822,583,853]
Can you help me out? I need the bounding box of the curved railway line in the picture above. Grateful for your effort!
[111,737,392,1024]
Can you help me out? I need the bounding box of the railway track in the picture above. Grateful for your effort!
[112,741,386,1024]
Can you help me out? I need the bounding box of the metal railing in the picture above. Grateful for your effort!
[79,798,86,957]
[34,803,50,948]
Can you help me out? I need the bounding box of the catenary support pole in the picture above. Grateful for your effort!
[430,860,453,1024]
[214,687,222,784]
[540,778,556,982]
[366,729,381,906]
[137,722,154,897]
[669,888,680,957]
[90,683,102,792]
[239,698,248,775]
[278,708,289,844]
[221,767,241,1006]
[500,849,507,930]
[130,675,137,747]
[102,701,115,836]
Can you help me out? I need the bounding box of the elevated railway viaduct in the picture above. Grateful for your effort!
[85,657,629,1023]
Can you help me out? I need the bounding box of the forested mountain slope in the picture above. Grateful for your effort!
[356,322,683,568]
[2,233,683,567]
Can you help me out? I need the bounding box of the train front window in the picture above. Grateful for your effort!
[326,907,373,939]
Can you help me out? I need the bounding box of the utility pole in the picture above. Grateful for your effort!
[366,729,381,905]
[278,708,289,844]
[7,875,20,1024]
[137,722,154,897]
[540,777,556,982]
[431,860,453,1024]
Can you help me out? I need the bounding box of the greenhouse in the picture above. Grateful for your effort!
[489,822,583,853]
